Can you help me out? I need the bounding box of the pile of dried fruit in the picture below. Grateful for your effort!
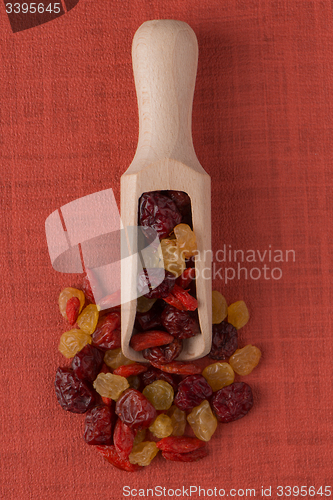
[54,191,262,472]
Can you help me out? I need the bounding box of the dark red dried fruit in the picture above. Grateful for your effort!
[212,382,253,423]
[71,344,104,383]
[174,375,213,411]
[139,192,182,240]
[84,405,113,445]
[156,436,206,453]
[113,364,148,377]
[115,389,157,429]
[170,284,198,311]
[54,367,95,414]
[209,321,238,360]
[130,330,174,352]
[149,360,202,376]
[143,338,183,364]
[166,190,191,214]
[161,305,200,339]
[176,267,195,289]
[162,448,208,462]
[113,419,136,459]
[96,445,142,472]
[138,269,176,299]
[135,303,164,331]
[92,312,121,350]
[142,367,179,392]
[66,296,80,325]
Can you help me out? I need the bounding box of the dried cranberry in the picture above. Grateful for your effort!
[92,312,121,350]
[174,375,213,412]
[135,302,164,331]
[71,344,104,382]
[139,192,182,240]
[142,367,179,392]
[115,389,157,429]
[54,367,95,414]
[137,269,176,299]
[211,382,253,423]
[161,305,200,339]
[165,190,191,214]
[84,405,113,445]
[113,419,136,459]
[209,321,238,360]
[143,338,182,364]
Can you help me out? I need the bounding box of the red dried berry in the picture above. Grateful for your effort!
[113,419,136,459]
[166,190,191,214]
[96,445,142,472]
[174,375,213,412]
[138,269,176,299]
[143,338,183,364]
[66,296,81,325]
[136,304,163,331]
[54,367,95,414]
[170,284,198,311]
[84,405,113,445]
[142,367,179,392]
[162,448,208,462]
[98,290,121,310]
[113,364,148,377]
[163,293,186,310]
[209,321,238,360]
[115,389,157,429]
[161,305,200,339]
[72,344,104,383]
[149,360,202,376]
[156,436,206,453]
[176,267,195,289]
[139,192,182,240]
[92,312,121,350]
[211,382,253,423]
[130,330,174,352]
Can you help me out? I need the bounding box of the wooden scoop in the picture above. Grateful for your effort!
[121,19,212,361]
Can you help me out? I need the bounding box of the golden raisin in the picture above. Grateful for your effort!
[173,224,197,259]
[104,348,135,370]
[212,291,228,324]
[58,288,85,321]
[149,414,173,439]
[202,362,235,392]
[136,296,157,313]
[77,304,99,334]
[142,380,174,411]
[93,373,129,400]
[228,300,249,329]
[187,400,218,442]
[133,429,146,446]
[229,345,261,376]
[160,239,186,278]
[58,329,92,358]
[129,442,159,466]
[167,405,187,436]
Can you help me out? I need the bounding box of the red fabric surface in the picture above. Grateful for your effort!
[0,1,332,499]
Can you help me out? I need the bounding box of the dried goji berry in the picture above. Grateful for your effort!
[176,268,195,289]
[156,436,206,453]
[113,364,148,377]
[96,445,142,472]
[149,360,202,376]
[113,419,136,459]
[66,296,81,325]
[171,284,198,311]
[163,293,186,310]
[162,448,208,462]
[98,290,121,310]
[130,331,174,352]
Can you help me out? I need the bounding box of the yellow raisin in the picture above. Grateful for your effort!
[202,362,235,392]
[228,300,249,329]
[58,329,91,358]
[187,400,218,442]
[103,348,135,370]
[173,224,197,259]
[212,291,228,324]
[229,345,261,376]
[149,414,173,439]
[160,239,186,278]
[142,380,174,411]
[136,296,157,313]
[133,429,146,446]
[93,373,129,400]
[58,288,85,321]
[129,442,159,466]
[167,405,187,436]
[77,304,99,334]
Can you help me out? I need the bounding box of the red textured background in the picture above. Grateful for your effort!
[0,1,332,499]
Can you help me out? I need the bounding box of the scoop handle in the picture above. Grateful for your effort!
[131,19,200,169]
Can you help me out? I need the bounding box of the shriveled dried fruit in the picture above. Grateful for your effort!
[209,321,238,360]
[54,367,95,413]
[92,312,121,350]
[229,345,261,376]
[142,338,182,364]
[212,291,228,324]
[160,238,186,277]
[169,284,198,311]
[129,441,159,466]
[173,224,197,259]
[93,373,129,400]
[58,329,92,358]
[162,448,208,462]
[130,330,174,352]
[135,303,164,331]
[202,362,235,392]
[72,344,104,382]
[156,436,206,453]
[77,304,99,334]
[66,296,81,325]
[228,300,249,329]
[174,375,212,412]
[161,305,200,339]
[149,414,173,438]
[115,389,157,429]
[136,296,157,313]
[142,380,174,411]
[139,192,182,241]
[133,429,146,446]
[113,419,136,459]
[58,287,85,321]
[166,190,191,214]
[84,405,113,445]
[187,400,218,442]
[96,445,142,472]
[137,269,176,299]
[150,360,201,376]
[167,406,187,436]
[212,382,253,423]
[104,348,135,370]
[176,267,195,289]
[142,367,179,392]
[113,364,148,377]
